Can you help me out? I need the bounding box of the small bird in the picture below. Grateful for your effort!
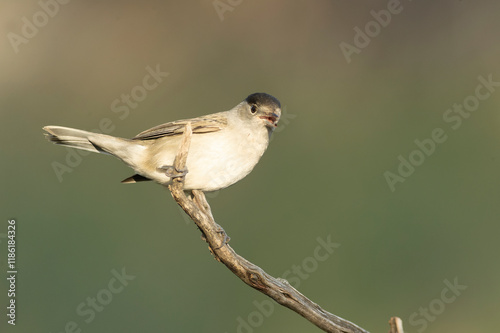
[43,93,281,191]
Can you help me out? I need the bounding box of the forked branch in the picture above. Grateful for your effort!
[167,123,403,333]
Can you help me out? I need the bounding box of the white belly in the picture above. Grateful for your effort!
[139,126,270,191]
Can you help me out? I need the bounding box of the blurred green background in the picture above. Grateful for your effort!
[1,1,499,332]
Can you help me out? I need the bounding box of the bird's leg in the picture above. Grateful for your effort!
[158,165,188,179]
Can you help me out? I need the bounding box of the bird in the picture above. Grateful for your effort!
[43,93,281,191]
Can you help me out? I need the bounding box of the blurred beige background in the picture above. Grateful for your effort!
[1,1,500,332]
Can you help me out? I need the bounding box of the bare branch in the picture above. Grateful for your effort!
[168,123,403,333]
[388,317,404,333]
[172,122,192,175]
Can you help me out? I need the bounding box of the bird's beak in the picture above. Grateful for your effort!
[259,112,280,127]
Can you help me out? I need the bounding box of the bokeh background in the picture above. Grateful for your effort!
[1,1,499,332]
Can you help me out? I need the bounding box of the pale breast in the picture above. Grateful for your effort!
[183,125,269,191]
[133,122,270,191]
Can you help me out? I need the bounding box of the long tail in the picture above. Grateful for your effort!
[43,126,109,153]
[43,126,150,184]
[43,126,145,161]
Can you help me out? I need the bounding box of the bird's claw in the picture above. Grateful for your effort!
[159,165,188,179]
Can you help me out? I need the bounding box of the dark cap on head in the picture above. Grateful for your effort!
[245,93,281,109]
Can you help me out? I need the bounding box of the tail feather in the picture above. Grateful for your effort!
[121,174,151,183]
[43,125,147,171]
[43,126,104,153]
[44,126,151,185]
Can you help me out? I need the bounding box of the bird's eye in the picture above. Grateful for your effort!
[250,105,258,114]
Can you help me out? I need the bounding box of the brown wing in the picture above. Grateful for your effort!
[132,113,228,140]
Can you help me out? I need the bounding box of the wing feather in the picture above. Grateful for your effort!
[132,113,227,140]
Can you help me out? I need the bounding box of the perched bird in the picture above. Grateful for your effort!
[43,93,281,191]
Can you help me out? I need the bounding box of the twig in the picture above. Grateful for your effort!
[168,123,403,333]
[388,317,404,333]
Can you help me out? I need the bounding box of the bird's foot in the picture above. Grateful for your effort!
[159,165,188,179]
